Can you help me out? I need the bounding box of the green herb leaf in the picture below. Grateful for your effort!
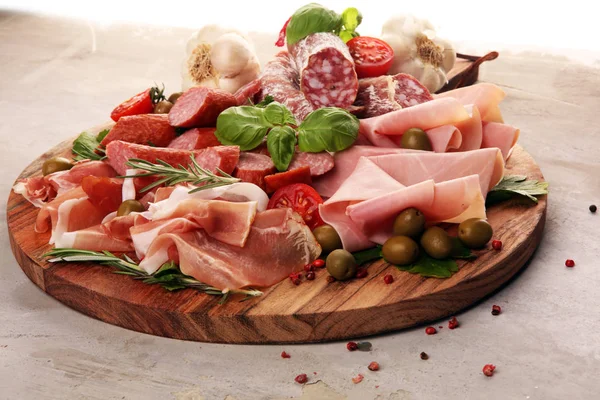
[297,107,359,152]
[263,102,297,126]
[396,253,459,278]
[353,246,383,266]
[96,129,110,142]
[72,131,106,161]
[486,175,549,206]
[267,126,297,172]
[255,95,275,108]
[215,106,273,151]
[341,7,362,32]
[450,237,477,260]
[286,3,343,45]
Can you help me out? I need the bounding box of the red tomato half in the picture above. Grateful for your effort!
[267,183,324,230]
[347,36,394,78]
[110,88,154,122]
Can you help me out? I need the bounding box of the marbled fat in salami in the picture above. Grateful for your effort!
[288,32,358,109]
[354,73,433,118]
[259,51,315,123]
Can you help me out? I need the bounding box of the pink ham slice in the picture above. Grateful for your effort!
[424,126,462,153]
[481,122,520,160]
[435,83,506,123]
[138,208,321,289]
[105,140,240,175]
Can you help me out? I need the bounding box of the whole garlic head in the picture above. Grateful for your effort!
[381,15,456,92]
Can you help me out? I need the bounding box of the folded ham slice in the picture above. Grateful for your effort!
[435,83,506,123]
[424,125,462,153]
[481,122,520,160]
[139,208,321,289]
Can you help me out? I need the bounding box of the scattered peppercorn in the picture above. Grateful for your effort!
[420,352,429,360]
[356,341,372,351]
[590,204,597,213]
[368,361,380,371]
[312,259,326,268]
[306,271,316,280]
[289,272,301,285]
[352,374,364,384]
[491,305,502,315]
[304,264,315,272]
[448,316,459,330]
[356,268,368,279]
[295,374,308,384]
[347,341,358,351]
[281,351,291,359]
[565,259,575,268]
[383,274,394,284]
[482,364,496,377]
[425,326,437,335]
[492,240,503,250]
[326,275,336,283]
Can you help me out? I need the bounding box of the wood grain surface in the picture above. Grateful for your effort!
[6,137,546,344]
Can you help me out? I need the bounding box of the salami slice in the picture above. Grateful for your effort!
[168,87,237,128]
[233,152,276,190]
[354,73,433,118]
[288,32,358,109]
[234,78,262,106]
[100,114,176,148]
[259,51,315,122]
[264,166,312,194]
[288,151,334,177]
[167,128,221,150]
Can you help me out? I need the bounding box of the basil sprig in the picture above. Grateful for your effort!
[285,3,362,45]
[215,101,358,172]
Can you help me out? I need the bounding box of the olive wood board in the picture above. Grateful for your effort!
[7,132,546,344]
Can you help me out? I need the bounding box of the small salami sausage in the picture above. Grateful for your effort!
[167,128,221,150]
[233,152,276,190]
[168,87,237,128]
[288,151,334,177]
[100,114,176,148]
[234,79,262,106]
[264,166,312,194]
[288,32,358,109]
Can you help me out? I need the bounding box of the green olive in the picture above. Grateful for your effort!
[420,226,453,259]
[458,218,493,249]
[117,199,145,216]
[312,225,343,254]
[393,208,426,238]
[168,92,183,104]
[400,128,433,151]
[154,100,173,114]
[42,157,73,176]
[382,236,420,266]
[326,249,358,281]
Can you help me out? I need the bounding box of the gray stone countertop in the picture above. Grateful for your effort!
[0,12,598,400]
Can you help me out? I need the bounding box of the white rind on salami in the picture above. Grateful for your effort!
[288,32,358,109]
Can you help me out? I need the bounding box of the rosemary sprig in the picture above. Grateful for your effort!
[121,155,240,193]
[43,249,262,303]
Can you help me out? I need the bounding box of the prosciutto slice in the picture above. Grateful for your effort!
[435,83,506,123]
[481,122,520,160]
[139,208,321,289]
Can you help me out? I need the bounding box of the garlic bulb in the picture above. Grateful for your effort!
[381,15,456,92]
[181,26,261,93]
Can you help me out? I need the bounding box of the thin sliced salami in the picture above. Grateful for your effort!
[167,128,221,150]
[233,152,276,190]
[288,151,334,177]
[168,87,237,128]
[354,73,433,118]
[288,32,358,109]
[259,51,314,122]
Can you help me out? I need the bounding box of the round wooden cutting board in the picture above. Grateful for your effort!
[7,135,546,344]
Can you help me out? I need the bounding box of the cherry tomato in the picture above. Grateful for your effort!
[267,183,325,230]
[347,36,394,78]
[110,89,154,122]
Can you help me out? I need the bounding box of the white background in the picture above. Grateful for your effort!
[2,0,600,64]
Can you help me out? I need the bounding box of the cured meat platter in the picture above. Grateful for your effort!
[7,5,547,343]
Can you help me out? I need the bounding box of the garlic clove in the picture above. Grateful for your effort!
[210,33,256,78]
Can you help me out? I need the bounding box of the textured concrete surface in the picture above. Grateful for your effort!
[1,12,599,400]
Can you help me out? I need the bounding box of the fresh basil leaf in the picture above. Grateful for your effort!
[486,175,548,206]
[215,106,272,151]
[72,131,105,161]
[339,29,354,43]
[263,102,297,126]
[255,95,275,108]
[353,246,383,266]
[341,7,362,31]
[286,3,343,45]
[267,125,297,172]
[396,253,459,278]
[297,107,359,152]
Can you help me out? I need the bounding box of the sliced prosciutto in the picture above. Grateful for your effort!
[139,208,321,289]
[481,122,520,160]
[435,83,506,123]
[105,140,240,175]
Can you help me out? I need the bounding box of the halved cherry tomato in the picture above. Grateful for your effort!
[347,36,394,78]
[110,88,154,122]
[267,183,324,230]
